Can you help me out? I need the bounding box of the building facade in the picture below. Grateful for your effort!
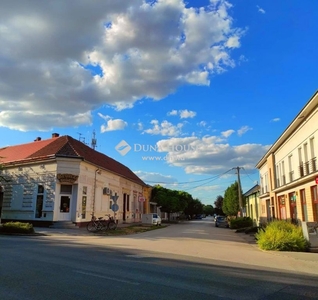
[0,134,148,226]
[243,184,260,226]
[256,91,318,225]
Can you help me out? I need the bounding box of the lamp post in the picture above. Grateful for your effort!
[92,168,101,217]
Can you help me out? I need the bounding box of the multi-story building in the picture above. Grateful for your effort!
[0,134,148,226]
[256,91,318,225]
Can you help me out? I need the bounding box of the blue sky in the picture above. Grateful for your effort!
[0,0,317,205]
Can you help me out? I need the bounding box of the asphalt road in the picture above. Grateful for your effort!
[1,217,318,299]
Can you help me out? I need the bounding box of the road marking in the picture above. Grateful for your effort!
[74,270,140,285]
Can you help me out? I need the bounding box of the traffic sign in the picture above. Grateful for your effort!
[111,203,119,212]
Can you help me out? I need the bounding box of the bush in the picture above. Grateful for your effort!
[229,217,253,229]
[255,220,309,252]
[0,222,35,234]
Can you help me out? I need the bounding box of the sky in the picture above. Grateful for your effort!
[0,0,317,205]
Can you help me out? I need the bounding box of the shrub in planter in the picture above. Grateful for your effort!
[255,220,309,252]
[229,217,253,229]
[0,222,35,234]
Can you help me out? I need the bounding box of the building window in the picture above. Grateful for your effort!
[60,185,72,194]
[35,184,44,218]
[303,143,310,175]
[127,194,130,211]
[281,161,286,185]
[82,186,87,219]
[288,155,294,182]
[311,185,318,222]
[300,189,308,222]
[264,173,269,193]
[276,165,280,187]
[289,192,297,221]
[310,137,317,172]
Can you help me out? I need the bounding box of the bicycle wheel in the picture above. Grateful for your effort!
[108,221,117,230]
[100,220,108,231]
[87,221,97,232]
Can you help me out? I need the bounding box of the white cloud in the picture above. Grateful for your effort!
[134,171,177,185]
[221,129,235,138]
[167,109,197,119]
[179,109,197,119]
[257,5,266,14]
[198,121,207,127]
[99,114,127,132]
[0,0,242,131]
[143,120,183,136]
[167,110,178,116]
[270,118,280,122]
[225,35,240,48]
[238,54,248,64]
[237,125,252,136]
[155,136,270,175]
[137,122,143,130]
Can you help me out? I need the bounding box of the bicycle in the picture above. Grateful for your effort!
[104,214,117,230]
[86,214,117,232]
[86,214,105,232]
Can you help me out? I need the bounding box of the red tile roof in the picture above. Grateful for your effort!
[0,135,146,186]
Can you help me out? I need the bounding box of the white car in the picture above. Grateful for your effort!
[152,213,162,226]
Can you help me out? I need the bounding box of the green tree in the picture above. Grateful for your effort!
[151,185,189,220]
[203,204,214,216]
[222,181,239,216]
[214,195,224,215]
[184,198,204,217]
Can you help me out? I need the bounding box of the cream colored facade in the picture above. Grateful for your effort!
[0,157,146,225]
[256,91,318,224]
[244,185,260,226]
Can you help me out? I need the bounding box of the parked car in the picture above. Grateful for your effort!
[142,213,162,226]
[152,213,162,226]
[215,216,229,228]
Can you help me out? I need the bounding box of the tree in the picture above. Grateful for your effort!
[214,195,224,215]
[151,185,189,220]
[184,198,204,217]
[203,204,214,216]
[222,181,239,216]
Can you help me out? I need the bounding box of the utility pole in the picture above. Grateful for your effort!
[233,167,243,217]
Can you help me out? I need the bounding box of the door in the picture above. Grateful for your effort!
[59,195,71,221]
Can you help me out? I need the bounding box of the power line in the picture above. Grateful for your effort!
[143,168,235,186]
[240,167,259,184]
[183,168,234,191]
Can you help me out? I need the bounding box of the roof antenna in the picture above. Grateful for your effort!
[91,130,97,150]
[77,132,86,144]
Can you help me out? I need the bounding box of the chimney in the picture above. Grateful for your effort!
[34,137,41,142]
[52,133,60,138]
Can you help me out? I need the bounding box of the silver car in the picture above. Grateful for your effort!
[215,216,229,228]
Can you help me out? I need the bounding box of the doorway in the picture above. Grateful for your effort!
[59,195,71,221]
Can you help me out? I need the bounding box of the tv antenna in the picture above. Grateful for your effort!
[91,130,97,150]
[77,132,86,144]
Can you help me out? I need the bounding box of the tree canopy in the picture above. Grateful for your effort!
[150,185,206,218]
[222,181,240,216]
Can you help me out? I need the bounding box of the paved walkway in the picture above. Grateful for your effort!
[33,223,318,269]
